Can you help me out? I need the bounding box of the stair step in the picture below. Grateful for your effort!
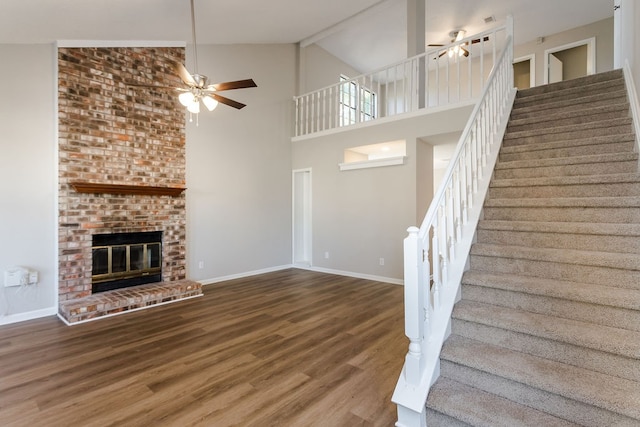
[440,335,640,425]
[476,220,640,254]
[494,152,639,180]
[427,377,579,427]
[488,173,640,198]
[482,196,640,223]
[453,300,640,359]
[499,133,636,162]
[510,89,629,121]
[515,70,623,99]
[452,308,640,384]
[514,75,625,107]
[469,243,640,289]
[471,243,640,271]
[503,118,633,146]
[462,270,640,331]
[507,102,630,134]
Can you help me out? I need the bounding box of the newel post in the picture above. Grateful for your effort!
[403,226,425,383]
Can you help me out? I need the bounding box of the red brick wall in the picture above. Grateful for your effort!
[58,46,186,302]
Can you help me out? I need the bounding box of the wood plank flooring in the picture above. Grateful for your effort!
[0,269,406,426]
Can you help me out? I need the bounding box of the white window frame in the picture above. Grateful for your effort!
[339,75,377,126]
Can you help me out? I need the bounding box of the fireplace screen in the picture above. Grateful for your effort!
[92,231,162,293]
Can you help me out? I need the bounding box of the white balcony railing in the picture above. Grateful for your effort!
[294,24,509,137]
[392,17,516,427]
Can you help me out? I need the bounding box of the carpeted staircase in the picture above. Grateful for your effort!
[425,69,640,426]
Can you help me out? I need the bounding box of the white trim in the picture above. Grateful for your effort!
[298,265,403,286]
[339,155,406,171]
[513,54,536,88]
[57,294,203,326]
[54,42,60,315]
[623,61,640,153]
[0,307,58,326]
[292,100,475,142]
[543,37,596,84]
[292,168,313,267]
[56,40,186,48]
[199,265,294,286]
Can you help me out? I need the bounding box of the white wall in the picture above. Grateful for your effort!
[186,44,296,282]
[0,44,57,323]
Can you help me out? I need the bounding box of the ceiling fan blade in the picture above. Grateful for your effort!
[211,93,247,109]
[471,36,490,44]
[174,62,197,87]
[208,79,257,92]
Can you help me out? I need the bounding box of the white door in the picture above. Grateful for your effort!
[549,54,563,84]
[292,169,312,266]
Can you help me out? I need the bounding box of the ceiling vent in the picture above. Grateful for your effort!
[484,15,496,24]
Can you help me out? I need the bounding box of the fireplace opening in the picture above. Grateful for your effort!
[92,231,162,293]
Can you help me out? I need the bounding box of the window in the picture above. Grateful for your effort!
[339,75,377,126]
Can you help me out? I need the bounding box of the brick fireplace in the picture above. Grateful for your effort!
[57,45,201,324]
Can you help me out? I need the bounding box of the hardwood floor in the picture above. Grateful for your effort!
[0,269,406,426]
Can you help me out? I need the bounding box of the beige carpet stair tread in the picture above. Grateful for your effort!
[504,117,633,141]
[490,172,640,188]
[495,152,639,170]
[508,102,630,131]
[428,377,579,427]
[499,133,636,155]
[510,90,628,119]
[462,270,640,311]
[477,220,640,237]
[440,335,640,420]
[453,300,640,358]
[484,196,640,208]
[470,243,640,271]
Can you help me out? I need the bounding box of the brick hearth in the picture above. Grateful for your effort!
[57,45,199,324]
[58,280,202,324]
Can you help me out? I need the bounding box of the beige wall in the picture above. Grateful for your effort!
[299,44,361,94]
[186,44,296,282]
[515,17,614,87]
[0,44,57,322]
[292,105,473,281]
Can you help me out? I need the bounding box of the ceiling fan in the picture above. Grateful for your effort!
[428,30,490,58]
[129,0,256,117]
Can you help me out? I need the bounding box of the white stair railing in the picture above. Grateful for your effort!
[294,24,509,138]
[392,17,516,427]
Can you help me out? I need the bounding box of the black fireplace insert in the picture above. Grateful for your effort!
[92,231,162,293]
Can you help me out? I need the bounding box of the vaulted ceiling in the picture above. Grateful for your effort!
[0,0,613,72]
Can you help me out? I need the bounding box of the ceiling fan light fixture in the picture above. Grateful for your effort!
[202,95,218,111]
[179,91,196,107]
[187,99,201,114]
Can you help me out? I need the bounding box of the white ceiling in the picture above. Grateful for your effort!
[0,0,613,73]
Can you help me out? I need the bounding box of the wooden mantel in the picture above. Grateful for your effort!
[70,182,186,197]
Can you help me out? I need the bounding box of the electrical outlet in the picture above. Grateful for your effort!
[324,252,329,259]
[379,258,385,266]
[198,261,204,269]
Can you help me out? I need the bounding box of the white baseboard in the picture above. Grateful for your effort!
[298,265,404,286]
[0,307,58,326]
[198,264,403,286]
[198,265,294,286]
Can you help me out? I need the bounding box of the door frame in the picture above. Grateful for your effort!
[513,54,536,88]
[543,37,596,84]
[292,168,312,267]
